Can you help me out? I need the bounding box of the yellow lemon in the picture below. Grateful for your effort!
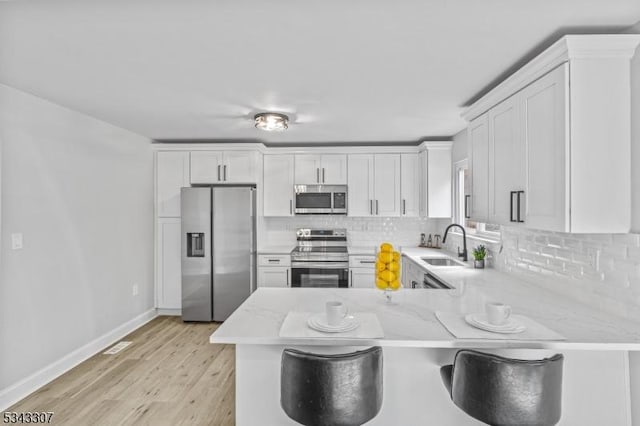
[379,270,396,282]
[387,261,400,272]
[380,242,393,253]
[392,251,400,261]
[376,278,389,290]
[376,261,386,272]
[378,252,393,263]
[390,279,401,290]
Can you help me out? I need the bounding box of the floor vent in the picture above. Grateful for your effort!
[103,341,132,355]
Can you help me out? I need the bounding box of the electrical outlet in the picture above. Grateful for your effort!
[11,233,23,250]
[132,283,139,296]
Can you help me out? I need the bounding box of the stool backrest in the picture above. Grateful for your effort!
[451,350,564,426]
[281,346,383,426]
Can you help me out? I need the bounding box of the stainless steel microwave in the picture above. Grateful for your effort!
[294,185,347,215]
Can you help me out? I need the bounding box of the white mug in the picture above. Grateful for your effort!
[326,301,348,326]
[486,302,512,325]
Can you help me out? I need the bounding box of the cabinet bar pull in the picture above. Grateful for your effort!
[464,195,470,219]
[509,191,517,222]
[402,199,406,215]
[376,200,379,215]
[359,260,376,264]
[322,168,325,183]
[290,199,293,215]
[268,259,280,263]
[223,165,227,181]
[317,168,320,183]
[517,191,525,223]
[350,270,353,287]
[217,165,221,181]
[286,269,290,287]
[370,200,373,215]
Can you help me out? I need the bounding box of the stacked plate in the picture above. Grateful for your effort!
[465,314,526,334]
[307,313,360,333]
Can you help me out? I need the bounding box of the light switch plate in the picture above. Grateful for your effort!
[11,233,23,250]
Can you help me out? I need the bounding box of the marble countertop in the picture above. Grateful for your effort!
[211,247,640,350]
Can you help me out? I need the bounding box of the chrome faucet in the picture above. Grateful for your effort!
[442,223,468,261]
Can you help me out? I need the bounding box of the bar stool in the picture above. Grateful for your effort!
[440,350,564,426]
[281,346,383,426]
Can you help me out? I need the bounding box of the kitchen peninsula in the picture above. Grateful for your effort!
[211,248,640,425]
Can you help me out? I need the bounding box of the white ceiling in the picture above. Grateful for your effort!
[1,0,639,144]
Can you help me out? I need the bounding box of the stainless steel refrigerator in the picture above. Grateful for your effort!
[181,186,256,322]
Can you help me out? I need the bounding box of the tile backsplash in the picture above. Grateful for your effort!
[443,226,640,320]
[260,216,450,249]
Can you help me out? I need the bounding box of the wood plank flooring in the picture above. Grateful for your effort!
[8,316,235,425]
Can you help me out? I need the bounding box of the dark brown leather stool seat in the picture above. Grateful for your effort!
[281,346,383,426]
[440,350,564,426]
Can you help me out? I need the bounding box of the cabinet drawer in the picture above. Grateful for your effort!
[349,256,377,268]
[258,255,291,267]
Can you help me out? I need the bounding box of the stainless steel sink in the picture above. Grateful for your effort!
[420,257,466,267]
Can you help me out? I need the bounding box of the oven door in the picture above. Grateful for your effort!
[294,191,333,214]
[291,263,349,288]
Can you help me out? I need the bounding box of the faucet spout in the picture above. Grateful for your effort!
[442,223,468,262]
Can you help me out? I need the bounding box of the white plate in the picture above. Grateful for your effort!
[465,314,526,334]
[307,314,359,333]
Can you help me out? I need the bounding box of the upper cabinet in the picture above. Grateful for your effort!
[190,150,258,184]
[263,154,295,217]
[464,35,640,233]
[400,154,420,217]
[419,142,453,218]
[156,151,190,217]
[348,154,401,217]
[294,154,347,184]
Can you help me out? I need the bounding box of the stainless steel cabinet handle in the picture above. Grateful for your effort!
[376,200,379,215]
[286,269,290,287]
[290,199,293,215]
[223,165,227,181]
[268,259,280,263]
[464,195,471,219]
[217,165,221,181]
[369,200,373,215]
[350,270,353,287]
[316,168,320,183]
[359,261,376,264]
[517,191,525,223]
[322,168,325,183]
[402,199,406,215]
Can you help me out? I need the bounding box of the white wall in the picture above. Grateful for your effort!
[0,86,154,396]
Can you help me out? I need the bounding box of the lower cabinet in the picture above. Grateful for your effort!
[401,256,425,289]
[156,217,182,310]
[257,255,291,288]
[349,255,376,288]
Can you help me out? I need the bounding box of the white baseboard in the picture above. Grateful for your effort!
[156,308,181,316]
[0,308,157,411]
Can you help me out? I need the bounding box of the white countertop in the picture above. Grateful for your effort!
[257,246,294,255]
[211,245,640,350]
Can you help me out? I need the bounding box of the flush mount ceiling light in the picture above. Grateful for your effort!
[254,112,289,131]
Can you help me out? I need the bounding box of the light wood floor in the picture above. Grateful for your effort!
[9,316,235,425]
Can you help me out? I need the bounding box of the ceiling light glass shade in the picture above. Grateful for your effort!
[254,112,288,131]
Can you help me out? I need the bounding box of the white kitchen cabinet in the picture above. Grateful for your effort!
[419,143,453,218]
[190,151,257,184]
[400,153,420,217]
[294,154,347,184]
[257,267,290,288]
[401,256,425,289]
[465,35,639,233]
[349,255,376,289]
[263,155,295,216]
[468,114,489,223]
[348,154,400,217]
[156,151,190,217]
[156,217,182,310]
[488,94,525,226]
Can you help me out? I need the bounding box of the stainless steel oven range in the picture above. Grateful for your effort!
[290,228,349,288]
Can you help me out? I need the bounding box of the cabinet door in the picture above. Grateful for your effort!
[400,153,420,217]
[488,95,524,225]
[190,151,223,184]
[156,151,189,217]
[426,147,453,218]
[263,155,295,216]
[320,154,348,184]
[350,268,375,289]
[521,64,569,232]
[294,154,321,184]
[156,218,182,309]
[257,267,290,288]
[469,114,489,222]
[224,151,257,183]
[374,154,401,217]
[347,155,375,216]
